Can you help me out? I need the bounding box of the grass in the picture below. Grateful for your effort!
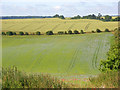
[2,33,114,81]
[2,18,118,33]
[2,66,118,88]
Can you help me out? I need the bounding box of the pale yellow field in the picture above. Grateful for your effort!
[2,18,118,34]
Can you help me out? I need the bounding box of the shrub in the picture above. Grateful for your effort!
[36,31,41,35]
[46,31,54,35]
[13,32,16,35]
[58,31,64,35]
[105,29,110,32]
[68,30,72,34]
[25,32,29,35]
[2,66,69,88]
[74,30,79,34]
[6,31,13,36]
[80,30,84,34]
[96,29,102,33]
[65,31,67,34]
[2,32,6,35]
[92,31,95,33]
[19,32,24,35]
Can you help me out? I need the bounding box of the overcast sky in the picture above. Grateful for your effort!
[0,0,119,17]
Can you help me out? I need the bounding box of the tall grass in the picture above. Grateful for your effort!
[89,71,118,88]
[2,66,70,88]
[2,66,118,88]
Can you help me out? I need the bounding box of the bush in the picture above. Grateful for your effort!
[36,31,41,35]
[65,31,67,34]
[2,66,69,88]
[80,30,84,34]
[6,31,13,36]
[68,30,72,34]
[91,31,95,33]
[25,32,29,35]
[2,32,6,35]
[105,29,110,32]
[96,29,102,33]
[13,32,16,35]
[46,31,54,35]
[74,30,79,34]
[58,31,64,35]
[19,32,24,35]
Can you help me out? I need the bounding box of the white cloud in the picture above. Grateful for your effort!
[54,6,61,10]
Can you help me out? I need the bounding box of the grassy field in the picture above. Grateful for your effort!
[2,18,117,34]
[2,33,113,80]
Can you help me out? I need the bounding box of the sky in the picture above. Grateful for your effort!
[0,0,119,17]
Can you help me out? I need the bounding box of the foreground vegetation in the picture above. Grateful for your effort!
[2,66,118,88]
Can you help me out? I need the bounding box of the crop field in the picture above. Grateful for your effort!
[2,18,118,34]
[2,33,113,80]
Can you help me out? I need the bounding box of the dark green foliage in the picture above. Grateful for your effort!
[71,15,81,19]
[53,14,65,19]
[58,31,64,35]
[2,66,69,88]
[65,31,67,34]
[104,15,112,21]
[2,32,6,35]
[91,31,95,33]
[19,32,24,35]
[25,32,29,35]
[80,30,84,34]
[68,30,72,34]
[105,29,110,32]
[36,31,41,35]
[99,28,120,72]
[96,29,102,33]
[74,30,79,34]
[13,32,16,35]
[82,14,96,19]
[59,15,65,19]
[46,31,54,35]
[6,31,13,36]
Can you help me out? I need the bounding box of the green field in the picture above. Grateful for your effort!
[2,33,113,79]
[2,18,117,34]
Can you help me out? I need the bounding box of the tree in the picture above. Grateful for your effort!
[105,29,110,32]
[58,31,64,35]
[74,30,79,34]
[59,15,65,19]
[13,32,16,35]
[36,31,41,35]
[91,31,95,33]
[46,31,54,35]
[68,30,72,34]
[65,31,67,34]
[2,32,6,35]
[19,31,24,35]
[25,32,29,35]
[6,31,13,35]
[105,15,112,21]
[96,29,102,33]
[53,14,59,18]
[97,13,102,20]
[80,30,84,34]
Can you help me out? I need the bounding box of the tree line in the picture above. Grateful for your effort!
[1,28,110,36]
[71,13,120,21]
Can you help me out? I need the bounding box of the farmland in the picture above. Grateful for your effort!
[2,33,113,80]
[2,18,117,34]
